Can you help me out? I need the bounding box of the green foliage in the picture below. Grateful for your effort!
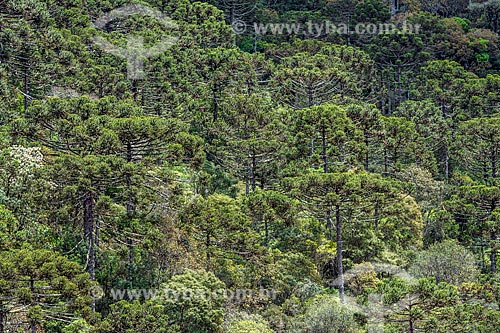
[180,194,259,275]
[455,117,500,183]
[225,312,274,333]
[227,319,273,333]
[1,0,500,332]
[287,104,365,172]
[0,249,94,331]
[158,270,226,333]
[0,206,19,250]
[288,294,359,332]
[454,17,471,31]
[99,300,173,333]
[410,240,480,285]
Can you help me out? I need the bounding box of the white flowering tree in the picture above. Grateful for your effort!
[0,145,43,221]
[2,146,44,189]
[0,145,46,247]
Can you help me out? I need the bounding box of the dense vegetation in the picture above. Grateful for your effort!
[1,0,500,332]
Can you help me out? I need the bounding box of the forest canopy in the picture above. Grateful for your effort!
[0,0,500,332]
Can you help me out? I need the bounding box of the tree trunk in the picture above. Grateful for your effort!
[387,76,392,115]
[24,66,29,113]
[229,0,235,24]
[335,205,345,303]
[391,0,397,15]
[206,232,211,270]
[480,242,485,271]
[322,126,328,173]
[132,80,138,101]
[84,192,96,281]
[491,232,497,274]
[346,17,351,46]
[307,86,313,107]
[444,144,449,181]
[245,163,250,195]
[251,154,256,191]
[326,210,332,240]
[30,277,36,333]
[384,146,389,174]
[0,307,4,333]
[126,233,133,286]
[265,218,269,248]
[409,316,414,333]
[397,65,402,107]
[126,142,134,287]
[212,85,219,121]
[492,148,497,179]
[252,13,258,52]
[365,134,369,171]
